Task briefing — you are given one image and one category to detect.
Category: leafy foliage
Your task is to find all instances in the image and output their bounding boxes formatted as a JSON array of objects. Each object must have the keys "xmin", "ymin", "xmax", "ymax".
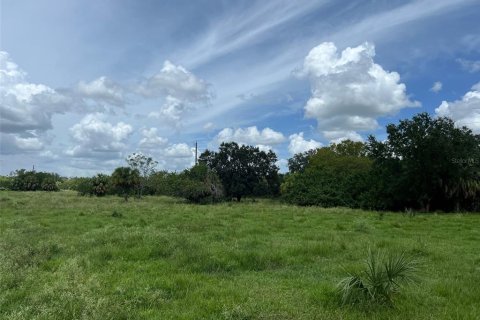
[
  {"xmin": 177, "ymin": 164, "xmax": 224, "ymax": 203},
  {"xmin": 0, "ymin": 176, "xmax": 13, "ymax": 190},
  {"xmin": 75, "ymin": 177, "xmax": 95, "ymax": 196},
  {"xmin": 367, "ymin": 113, "xmax": 480, "ymax": 211},
  {"xmin": 91, "ymin": 174, "xmax": 110, "ymax": 196},
  {"xmin": 287, "ymin": 149, "xmax": 317, "ymax": 173},
  {"xmin": 9, "ymin": 169, "xmax": 59, "ymax": 192},
  {"xmin": 338, "ymin": 250, "xmax": 419, "ymax": 307},
  {"xmin": 147, "ymin": 171, "xmax": 179, "ymax": 196},
  {"xmin": 282, "ymin": 141, "xmax": 372, "ymax": 207},
  {"xmin": 283, "ymin": 113, "xmax": 480, "ymax": 212},
  {"xmin": 71, "ymin": 174, "xmax": 110, "ymax": 197},
  {"xmin": 199, "ymin": 142, "xmax": 279, "ymax": 201},
  {"xmin": 110, "ymin": 167, "xmax": 140, "ymax": 201}
]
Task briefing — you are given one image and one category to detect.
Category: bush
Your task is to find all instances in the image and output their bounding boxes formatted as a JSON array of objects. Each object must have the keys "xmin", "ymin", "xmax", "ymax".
[
  {"xmin": 0, "ymin": 176, "xmax": 13, "ymax": 190},
  {"xmin": 176, "ymin": 177, "xmax": 213, "ymax": 203},
  {"xmin": 76, "ymin": 178, "xmax": 94, "ymax": 196},
  {"xmin": 148, "ymin": 171, "xmax": 183, "ymax": 197},
  {"xmin": 282, "ymin": 146, "xmax": 372, "ymax": 207},
  {"xmin": 338, "ymin": 250, "xmax": 419, "ymax": 307},
  {"xmin": 91, "ymin": 174, "xmax": 110, "ymax": 196},
  {"xmin": 175, "ymin": 164, "xmax": 224, "ymax": 204},
  {"xmin": 41, "ymin": 177, "xmax": 58, "ymax": 191}
]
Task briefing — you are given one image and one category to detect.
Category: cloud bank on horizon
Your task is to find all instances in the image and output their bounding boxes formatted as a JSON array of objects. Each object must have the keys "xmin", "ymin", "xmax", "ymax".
[{"xmin": 1, "ymin": 0, "xmax": 479, "ymax": 176}]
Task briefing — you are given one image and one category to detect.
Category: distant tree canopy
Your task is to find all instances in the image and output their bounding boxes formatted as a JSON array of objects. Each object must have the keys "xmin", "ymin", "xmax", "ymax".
[
  {"xmin": 367, "ymin": 113, "xmax": 480, "ymax": 212},
  {"xmin": 9, "ymin": 169, "xmax": 59, "ymax": 192},
  {"xmin": 282, "ymin": 141, "xmax": 372, "ymax": 207},
  {"xmin": 199, "ymin": 142, "xmax": 280, "ymax": 201},
  {"xmin": 287, "ymin": 140, "xmax": 367, "ymax": 174},
  {"xmin": 283, "ymin": 113, "xmax": 480, "ymax": 212}
]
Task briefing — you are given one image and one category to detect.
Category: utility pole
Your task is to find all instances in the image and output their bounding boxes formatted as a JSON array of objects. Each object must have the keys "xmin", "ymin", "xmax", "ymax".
[{"xmin": 195, "ymin": 141, "xmax": 198, "ymax": 165}]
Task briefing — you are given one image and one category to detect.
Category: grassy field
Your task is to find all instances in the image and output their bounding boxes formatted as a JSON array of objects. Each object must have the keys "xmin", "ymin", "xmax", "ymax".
[{"xmin": 0, "ymin": 191, "xmax": 479, "ymax": 319}]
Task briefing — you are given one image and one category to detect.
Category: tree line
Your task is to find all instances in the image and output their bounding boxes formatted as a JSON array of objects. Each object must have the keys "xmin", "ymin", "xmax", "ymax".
[
  {"xmin": 283, "ymin": 113, "xmax": 480, "ymax": 212},
  {"xmin": 2, "ymin": 113, "xmax": 479, "ymax": 212}
]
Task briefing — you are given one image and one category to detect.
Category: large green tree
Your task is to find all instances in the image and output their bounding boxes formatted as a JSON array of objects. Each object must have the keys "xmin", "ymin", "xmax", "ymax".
[
  {"xmin": 199, "ymin": 142, "xmax": 279, "ymax": 201},
  {"xmin": 367, "ymin": 113, "xmax": 480, "ymax": 211}
]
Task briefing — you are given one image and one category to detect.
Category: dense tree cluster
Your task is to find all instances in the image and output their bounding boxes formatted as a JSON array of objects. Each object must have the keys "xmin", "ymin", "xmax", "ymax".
[
  {"xmin": 283, "ymin": 113, "xmax": 480, "ymax": 212},
  {"xmin": 6, "ymin": 169, "xmax": 60, "ymax": 192},
  {"xmin": 366, "ymin": 113, "xmax": 480, "ymax": 211},
  {"xmin": 199, "ymin": 142, "xmax": 280, "ymax": 201}
]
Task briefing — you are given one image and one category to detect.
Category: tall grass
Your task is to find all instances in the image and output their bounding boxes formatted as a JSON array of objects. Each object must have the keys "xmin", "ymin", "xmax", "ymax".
[{"xmin": 1, "ymin": 191, "xmax": 479, "ymax": 319}]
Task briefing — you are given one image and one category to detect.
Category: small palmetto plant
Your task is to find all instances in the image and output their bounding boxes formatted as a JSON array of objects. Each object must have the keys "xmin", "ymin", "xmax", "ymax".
[{"xmin": 338, "ymin": 249, "xmax": 419, "ymax": 306}]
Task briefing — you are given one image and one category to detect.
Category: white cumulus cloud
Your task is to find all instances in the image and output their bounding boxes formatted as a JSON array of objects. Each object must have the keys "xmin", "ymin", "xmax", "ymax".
[
  {"xmin": 158, "ymin": 95, "xmax": 188, "ymax": 125},
  {"xmin": 288, "ymin": 132, "xmax": 322, "ymax": 155},
  {"xmin": 76, "ymin": 76, "xmax": 126, "ymax": 106},
  {"xmin": 0, "ymin": 51, "xmax": 127, "ymax": 157},
  {"xmin": 0, "ymin": 51, "xmax": 68, "ymax": 134},
  {"xmin": 323, "ymin": 130, "xmax": 364, "ymax": 144},
  {"xmin": 299, "ymin": 42, "xmax": 418, "ymax": 141},
  {"xmin": 66, "ymin": 113, "xmax": 133, "ymax": 158},
  {"xmin": 164, "ymin": 143, "xmax": 194, "ymax": 158},
  {"xmin": 139, "ymin": 127, "xmax": 168, "ymax": 149},
  {"xmin": 137, "ymin": 60, "xmax": 211, "ymax": 101},
  {"xmin": 435, "ymin": 82, "xmax": 480, "ymax": 133},
  {"xmin": 137, "ymin": 60, "xmax": 212, "ymax": 126},
  {"xmin": 216, "ymin": 126, "xmax": 285, "ymax": 146}
]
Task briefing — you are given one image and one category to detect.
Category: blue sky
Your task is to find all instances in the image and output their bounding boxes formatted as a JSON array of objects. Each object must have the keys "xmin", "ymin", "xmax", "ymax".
[{"xmin": 1, "ymin": 0, "xmax": 479, "ymax": 176}]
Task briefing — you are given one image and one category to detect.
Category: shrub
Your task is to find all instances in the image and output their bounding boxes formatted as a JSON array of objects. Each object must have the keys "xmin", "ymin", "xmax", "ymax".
[
  {"xmin": 91, "ymin": 174, "xmax": 110, "ymax": 196},
  {"xmin": 338, "ymin": 249, "xmax": 419, "ymax": 307},
  {"xmin": 76, "ymin": 178, "xmax": 94, "ymax": 196},
  {"xmin": 176, "ymin": 177, "xmax": 213, "ymax": 203},
  {"xmin": 175, "ymin": 164, "xmax": 224, "ymax": 204},
  {"xmin": 282, "ymin": 146, "xmax": 372, "ymax": 207},
  {"xmin": 0, "ymin": 176, "xmax": 13, "ymax": 190},
  {"xmin": 148, "ymin": 171, "xmax": 181, "ymax": 196},
  {"xmin": 41, "ymin": 177, "xmax": 58, "ymax": 191}
]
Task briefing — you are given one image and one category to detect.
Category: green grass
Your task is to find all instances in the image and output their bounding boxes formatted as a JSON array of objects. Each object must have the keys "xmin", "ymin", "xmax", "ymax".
[{"xmin": 0, "ymin": 191, "xmax": 479, "ymax": 319}]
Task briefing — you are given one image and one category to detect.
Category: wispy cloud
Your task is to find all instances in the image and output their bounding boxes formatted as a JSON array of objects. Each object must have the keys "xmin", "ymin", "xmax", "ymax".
[
  {"xmin": 177, "ymin": 0, "xmax": 330, "ymax": 68},
  {"xmin": 457, "ymin": 58, "xmax": 480, "ymax": 73}
]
